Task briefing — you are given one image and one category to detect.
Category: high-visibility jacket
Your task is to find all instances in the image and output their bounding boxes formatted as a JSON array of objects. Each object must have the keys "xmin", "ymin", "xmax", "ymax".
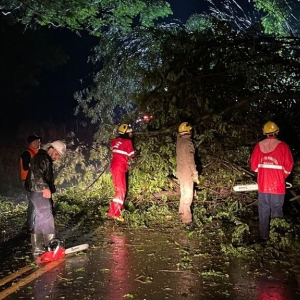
[
  {"xmin": 250, "ymin": 136, "xmax": 294, "ymax": 194},
  {"xmin": 110, "ymin": 137, "xmax": 135, "ymax": 171},
  {"xmin": 20, "ymin": 147, "xmax": 39, "ymax": 181}
]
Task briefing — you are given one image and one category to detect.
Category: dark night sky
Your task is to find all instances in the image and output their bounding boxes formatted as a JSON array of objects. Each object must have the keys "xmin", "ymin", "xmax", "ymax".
[
  {"xmin": 167, "ymin": 0, "xmax": 210, "ymax": 20},
  {"xmin": 40, "ymin": 30, "xmax": 98, "ymax": 121}
]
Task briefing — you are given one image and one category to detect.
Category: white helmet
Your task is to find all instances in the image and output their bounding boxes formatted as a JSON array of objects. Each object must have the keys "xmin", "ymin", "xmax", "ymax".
[{"xmin": 51, "ymin": 140, "xmax": 66, "ymax": 156}]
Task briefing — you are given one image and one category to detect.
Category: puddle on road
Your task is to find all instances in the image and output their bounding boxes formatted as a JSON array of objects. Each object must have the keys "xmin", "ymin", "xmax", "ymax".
[{"xmin": 1, "ymin": 224, "xmax": 300, "ymax": 299}]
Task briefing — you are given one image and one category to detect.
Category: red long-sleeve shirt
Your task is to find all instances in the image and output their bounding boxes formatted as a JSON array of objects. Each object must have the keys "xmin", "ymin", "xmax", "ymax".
[{"xmin": 250, "ymin": 137, "xmax": 294, "ymax": 194}]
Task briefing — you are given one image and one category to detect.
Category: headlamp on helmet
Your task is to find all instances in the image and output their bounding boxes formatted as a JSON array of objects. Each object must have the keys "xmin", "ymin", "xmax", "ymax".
[
  {"xmin": 178, "ymin": 122, "xmax": 192, "ymax": 135},
  {"xmin": 118, "ymin": 124, "xmax": 133, "ymax": 135}
]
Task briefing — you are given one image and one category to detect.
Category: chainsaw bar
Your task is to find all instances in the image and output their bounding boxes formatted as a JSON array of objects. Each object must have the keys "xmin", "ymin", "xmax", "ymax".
[
  {"xmin": 65, "ymin": 244, "xmax": 89, "ymax": 255},
  {"xmin": 233, "ymin": 182, "xmax": 292, "ymax": 192},
  {"xmin": 233, "ymin": 184, "xmax": 258, "ymax": 192}
]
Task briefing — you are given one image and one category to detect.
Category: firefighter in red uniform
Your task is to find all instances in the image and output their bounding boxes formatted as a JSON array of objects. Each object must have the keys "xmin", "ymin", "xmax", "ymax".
[
  {"xmin": 250, "ymin": 121, "xmax": 294, "ymax": 240},
  {"xmin": 20, "ymin": 135, "xmax": 42, "ymax": 232},
  {"xmin": 108, "ymin": 124, "xmax": 135, "ymax": 221}
]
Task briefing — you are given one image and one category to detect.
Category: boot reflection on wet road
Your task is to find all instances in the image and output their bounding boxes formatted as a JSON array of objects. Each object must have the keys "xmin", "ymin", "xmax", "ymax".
[{"xmin": 105, "ymin": 232, "xmax": 131, "ymax": 299}]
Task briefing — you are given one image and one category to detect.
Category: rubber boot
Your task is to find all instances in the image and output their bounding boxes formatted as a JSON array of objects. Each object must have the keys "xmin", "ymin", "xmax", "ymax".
[
  {"xmin": 27, "ymin": 200, "xmax": 35, "ymax": 233},
  {"xmin": 108, "ymin": 202, "xmax": 123, "ymax": 218},
  {"xmin": 43, "ymin": 234, "xmax": 55, "ymax": 249},
  {"xmin": 31, "ymin": 234, "xmax": 45, "ymax": 256}
]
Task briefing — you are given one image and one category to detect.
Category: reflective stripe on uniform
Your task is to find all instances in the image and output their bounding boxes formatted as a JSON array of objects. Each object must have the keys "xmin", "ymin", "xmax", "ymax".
[
  {"xmin": 128, "ymin": 151, "xmax": 135, "ymax": 157},
  {"xmin": 258, "ymin": 164, "xmax": 283, "ymax": 170},
  {"xmin": 258, "ymin": 163, "xmax": 291, "ymax": 174},
  {"xmin": 112, "ymin": 149, "xmax": 130, "ymax": 156},
  {"xmin": 113, "ymin": 198, "xmax": 124, "ymax": 205}
]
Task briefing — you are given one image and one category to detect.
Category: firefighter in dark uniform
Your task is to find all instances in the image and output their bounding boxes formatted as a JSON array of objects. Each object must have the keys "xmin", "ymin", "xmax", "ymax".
[{"xmin": 176, "ymin": 122, "xmax": 198, "ymax": 225}]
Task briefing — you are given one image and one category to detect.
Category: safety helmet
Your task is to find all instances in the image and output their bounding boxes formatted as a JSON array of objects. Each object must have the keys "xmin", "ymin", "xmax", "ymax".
[
  {"xmin": 263, "ymin": 121, "xmax": 279, "ymax": 135},
  {"xmin": 178, "ymin": 122, "xmax": 192, "ymax": 135},
  {"xmin": 118, "ymin": 124, "xmax": 133, "ymax": 134},
  {"xmin": 51, "ymin": 140, "xmax": 66, "ymax": 156}
]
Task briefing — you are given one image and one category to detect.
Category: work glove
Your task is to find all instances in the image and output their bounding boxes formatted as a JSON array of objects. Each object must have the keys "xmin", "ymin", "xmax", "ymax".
[{"xmin": 192, "ymin": 171, "xmax": 199, "ymax": 183}]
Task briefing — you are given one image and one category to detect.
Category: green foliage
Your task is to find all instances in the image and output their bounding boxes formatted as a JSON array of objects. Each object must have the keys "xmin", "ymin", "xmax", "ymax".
[
  {"xmin": 123, "ymin": 203, "xmax": 177, "ymax": 228},
  {"xmin": 269, "ymin": 218, "xmax": 294, "ymax": 249},
  {"xmin": 208, "ymin": 0, "xmax": 300, "ymax": 36},
  {"xmin": 231, "ymin": 222, "xmax": 249, "ymax": 245},
  {"xmin": 78, "ymin": 15, "xmax": 300, "ymax": 133},
  {"xmin": 220, "ymin": 243, "xmax": 256, "ymax": 258},
  {"xmin": 55, "ymin": 197, "xmax": 81, "ymax": 216},
  {"xmin": 1, "ymin": 0, "xmax": 172, "ymax": 36},
  {"xmin": 0, "ymin": 198, "xmax": 27, "ymax": 242},
  {"xmin": 129, "ymin": 133, "xmax": 175, "ymax": 200},
  {"xmin": 0, "ymin": 198, "xmax": 26, "ymax": 216},
  {"xmin": 53, "ymin": 131, "xmax": 114, "ymax": 201},
  {"xmin": 253, "ymin": 0, "xmax": 300, "ymax": 36},
  {"xmin": 193, "ymin": 205, "xmax": 212, "ymax": 225},
  {"xmin": 185, "ymin": 14, "xmax": 214, "ymax": 33}
]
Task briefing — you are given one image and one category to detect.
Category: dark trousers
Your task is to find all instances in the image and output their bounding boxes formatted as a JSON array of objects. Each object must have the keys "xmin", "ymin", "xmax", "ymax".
[
  {"xmin": 29, "ymin": 192, "xmax": 55, "ymax": 235},
  {"xmin": 26, "ymin": 192, "xmax": 35, "ymax": 232},
  {"xmin": 258, "ymin": 192, "xmax": 285, "ymax": 239}
]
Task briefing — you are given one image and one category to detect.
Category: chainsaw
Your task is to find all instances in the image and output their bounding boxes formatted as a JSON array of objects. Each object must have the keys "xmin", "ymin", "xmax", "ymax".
[
  {"xmin": 233, "ymin": 182, "xmax": 292, "ymax": 192},
  {"xmin": 37, "ymin": 239, "xmax": 89, "ymax": 264}
]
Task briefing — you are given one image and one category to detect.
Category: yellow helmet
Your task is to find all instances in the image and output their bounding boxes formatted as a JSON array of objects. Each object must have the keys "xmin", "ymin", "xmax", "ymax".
[
  {"xmin": 263, "ymin": 121, "xmax": 279, "ymax": 135},
  {"xmin": 118, "ymin": 124, "xmax": 133, "ymax": 134},
  {"xmin": 178, "ymin": 122, "xmax": 192, "ymax": 135}
]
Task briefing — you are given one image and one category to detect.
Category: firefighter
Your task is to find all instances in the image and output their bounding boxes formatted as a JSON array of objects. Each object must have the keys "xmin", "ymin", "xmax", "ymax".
[
  {"xmin": 20, "ymin": 135, "xmax": 42, "ymax": 232},
  {"xmin": 25, "ymin": 140, "xmax": 66, "ymax": 255},
  {"xmin": 250, "ymin": 121, "xmax": 294, "ymax": 240},
  {"xmin": 108, "ymin": 124, "xmax": 135, "ymax": 221},
  {"xmin": 176, "ymin": 122, "xmax": 198, "ymax": 225}
]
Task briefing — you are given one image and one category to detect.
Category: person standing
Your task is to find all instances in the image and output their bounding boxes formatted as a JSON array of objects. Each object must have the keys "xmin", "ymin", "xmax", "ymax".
[
  {"xmin": 250, "ymin": 121, "xmax": 294, "ymax": 240},
  {"xmin": 176, "ymin": 122, "xmax": 198, "ymax": 225},
  {"xmin": 20, "ymin": 135, "xmax": 42, "ymax": 232},
  {"xmin": 108, "ymin": 124, "xmax": 135, "ymax": 221},
  {"xmin": 25, "ymin": 140, "xmax": 66, "ymax": 255}
]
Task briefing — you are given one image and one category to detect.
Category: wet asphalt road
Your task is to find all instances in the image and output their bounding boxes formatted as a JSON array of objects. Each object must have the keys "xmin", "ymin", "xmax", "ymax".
[{"xmin": 0, "ymin": 222, "xmax": 300, "ymax": 299}]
